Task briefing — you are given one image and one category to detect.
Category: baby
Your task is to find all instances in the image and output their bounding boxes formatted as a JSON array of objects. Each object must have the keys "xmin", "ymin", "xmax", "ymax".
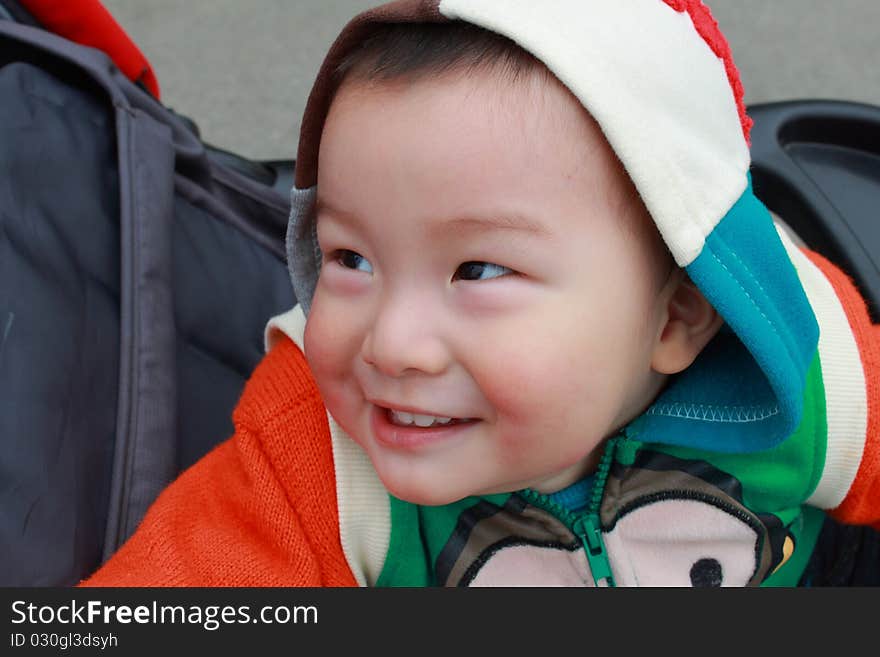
[{"xmin": 84, "ymin": 0, "xmax": 880, "ymax": 587}]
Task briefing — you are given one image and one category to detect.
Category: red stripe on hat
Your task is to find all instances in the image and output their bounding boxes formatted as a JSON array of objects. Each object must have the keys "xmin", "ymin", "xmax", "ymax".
[{"xmin": 662, "ymin": 0, "xmax": 752, "ymax": 145}]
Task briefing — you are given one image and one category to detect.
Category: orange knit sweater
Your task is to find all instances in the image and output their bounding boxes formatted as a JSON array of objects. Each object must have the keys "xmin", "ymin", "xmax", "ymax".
[{"xmin": 80, "ymin": 249, "xmax": 880, "ymax": 587}]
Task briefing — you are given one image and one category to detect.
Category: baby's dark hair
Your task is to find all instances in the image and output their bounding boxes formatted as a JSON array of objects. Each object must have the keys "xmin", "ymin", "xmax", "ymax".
[{"xmin": 332, "ymin": 21, "xmax": 547, "ymax": 87}]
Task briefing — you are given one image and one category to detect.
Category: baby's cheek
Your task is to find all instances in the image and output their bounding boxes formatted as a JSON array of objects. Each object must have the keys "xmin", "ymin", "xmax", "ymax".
[
  {"xmin": 304, "ymin": 312, "xmax": 361, "ymax": 427},
  {"xmin": 473, "ymin": 337, "xmax": 574, "ymax": 421},
  {"xmin": 304, "ymin": 308, "xmax": 354, "ymax": 387},
  {"xmin": 481, "ymin": 323, "xmax": 612, "ymax": 429},
  {"xmin": 303, "ymin": 314, "xmax": 330, "ymax": 371}
]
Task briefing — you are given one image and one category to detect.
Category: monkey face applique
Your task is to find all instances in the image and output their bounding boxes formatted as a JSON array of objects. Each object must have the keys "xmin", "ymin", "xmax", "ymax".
[
  {"xmin": 434, "ymin": 453, "xmax": 791, "ymax": 587},
  {"xmin": 434, "ymin": 497, "xmax": 596, "ymax": 587}
]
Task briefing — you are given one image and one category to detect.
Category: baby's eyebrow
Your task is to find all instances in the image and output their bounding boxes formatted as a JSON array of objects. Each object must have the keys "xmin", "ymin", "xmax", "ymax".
[
  {"xmin": 315, "ymin": 197, "xmax": 549, "ymax": 238},
  {"xmin": 314, "ymin": 197, "xmax": 354, "ymax": 223},
  {"xmin": 438, "ymin": 213, "xmax": 550, "ymax": 238}
]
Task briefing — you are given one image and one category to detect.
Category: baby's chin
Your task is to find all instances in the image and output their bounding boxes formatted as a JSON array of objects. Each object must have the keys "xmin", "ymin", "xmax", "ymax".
[
  {"xmin": 375, "ymin": 466, "xmax": 525, "ymax": 507},
  {"xmin": 376, "ymin": 473, "xmax": 466, "ymax": 507},
  {"xmin": 370, "ymin": 466, "xmax": 485, "ymax": 507}
]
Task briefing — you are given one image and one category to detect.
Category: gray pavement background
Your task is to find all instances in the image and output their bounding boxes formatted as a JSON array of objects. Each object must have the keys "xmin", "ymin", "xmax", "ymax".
[{"xmin": 102, "ymin": 0, "xmax": 880, "ymax": 161}]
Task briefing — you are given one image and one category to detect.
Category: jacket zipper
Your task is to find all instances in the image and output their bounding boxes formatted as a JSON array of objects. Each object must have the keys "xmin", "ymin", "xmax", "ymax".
[{"xmin": 521, "ymin": 435, "xmax": 620, "ymax": 587}]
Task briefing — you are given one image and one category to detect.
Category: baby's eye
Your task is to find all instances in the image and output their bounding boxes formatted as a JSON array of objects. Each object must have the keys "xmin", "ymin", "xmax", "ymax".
[
  {"xmin": 453, "ymin": 261, "xmax": 513, "ymax": 282},
  {"xmin": 333, "ymin": 249, "xmax": 373, "ymax": 274}
]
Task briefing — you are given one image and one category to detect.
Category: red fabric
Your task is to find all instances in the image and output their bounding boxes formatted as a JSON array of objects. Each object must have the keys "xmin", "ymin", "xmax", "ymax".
[
  {"xmin": 20, "ymin": 0, "xmax": 160, "ymax": 98},
  {"xmin": 662, "ymin": 0, "xmax": 752, "ymax": 145},
  {"xmin": 81, "ymin": 337, "xmax": 357, "ymax": 587},
  {"xmin": 804, "ymin": 250, "xmax": 880, "ymax": 529}
]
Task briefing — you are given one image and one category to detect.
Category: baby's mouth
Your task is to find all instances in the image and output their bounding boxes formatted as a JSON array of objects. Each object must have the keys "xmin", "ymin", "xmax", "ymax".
[{"xmin": 386, "ymin": 408, "xmax": 473, "ymax": 428}]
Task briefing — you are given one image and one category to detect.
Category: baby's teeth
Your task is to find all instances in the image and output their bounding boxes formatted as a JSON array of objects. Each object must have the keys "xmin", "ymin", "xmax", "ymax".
[
  {"xmin": 390, "ymin": 410, "xmax": 456, "ymax": 426},
  {"xmin": 413, "ymin": 414, "xmax": 435, "ymax": 427},
  {"xmin": 395, "ymin": 411, "xmax": 414, "ymax": 425}
]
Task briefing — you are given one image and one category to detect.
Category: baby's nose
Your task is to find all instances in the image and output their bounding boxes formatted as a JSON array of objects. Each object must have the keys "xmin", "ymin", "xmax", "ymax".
[{"xmin": 360, "ymin": 295, "xmax": 449, "ymax": 378}]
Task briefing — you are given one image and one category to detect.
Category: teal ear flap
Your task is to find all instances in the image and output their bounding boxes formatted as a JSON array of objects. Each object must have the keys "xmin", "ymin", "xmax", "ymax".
[{"xmin": 631, "ymin": 176, "xmax": 819, "ymax": 453}]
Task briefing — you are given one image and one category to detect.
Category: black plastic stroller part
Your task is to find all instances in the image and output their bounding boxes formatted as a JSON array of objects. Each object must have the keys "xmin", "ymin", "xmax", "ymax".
[{"xmin": 749, "ymin": 100, "xmax": 880, "ymax": 322}]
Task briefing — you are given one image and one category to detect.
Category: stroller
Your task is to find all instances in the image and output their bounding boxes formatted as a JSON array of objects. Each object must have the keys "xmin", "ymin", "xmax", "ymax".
[{"xmin": 1, "ymin": 0, "xmax": 878, "ymax": 586}]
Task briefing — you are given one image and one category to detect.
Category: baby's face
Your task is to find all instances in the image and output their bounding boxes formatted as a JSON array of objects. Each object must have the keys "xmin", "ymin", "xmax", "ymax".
[{"xmin": 305, "ymin": 68, "xmax": 673, "ymax": 505}]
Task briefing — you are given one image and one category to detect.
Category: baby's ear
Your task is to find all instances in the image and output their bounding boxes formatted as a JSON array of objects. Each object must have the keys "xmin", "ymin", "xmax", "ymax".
[{"xmin": 651, "ymin": 272, "xmax": 723, "ymax": 375}]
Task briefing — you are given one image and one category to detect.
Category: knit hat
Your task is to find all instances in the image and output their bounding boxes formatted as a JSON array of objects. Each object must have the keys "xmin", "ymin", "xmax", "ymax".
[{"xmin": 286, "ymin": 0, "xmax": 819, "ymax": 455}]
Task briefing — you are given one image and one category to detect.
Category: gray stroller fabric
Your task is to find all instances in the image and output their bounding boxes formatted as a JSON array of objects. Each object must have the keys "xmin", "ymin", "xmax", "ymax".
[{"xmin": 0, "ymin": 21, "xmax": 295, "ymax": 585}]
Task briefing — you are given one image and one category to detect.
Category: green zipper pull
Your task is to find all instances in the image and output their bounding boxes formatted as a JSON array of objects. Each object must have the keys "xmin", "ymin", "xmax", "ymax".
[
  {"xmin": 572, "ymin": 515, "xmax": 615, "ymax": 587},
  {"xmin": 519, "ymin": 433, "xmax": 625, "ymax": 587},
  {"xmin": 575, "ymin": 433, "xmax": 622, "ymax": 587}
]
